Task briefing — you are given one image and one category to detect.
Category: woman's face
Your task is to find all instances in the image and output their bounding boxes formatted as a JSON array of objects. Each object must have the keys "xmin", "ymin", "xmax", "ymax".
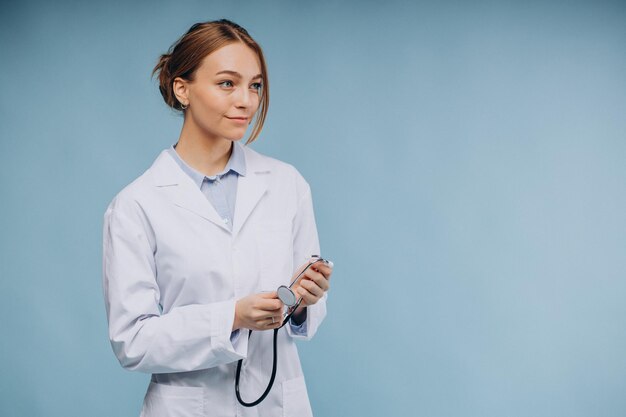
[{"xmin": 175, "ymin": 42, "xmax": 263, "ymax": 143}]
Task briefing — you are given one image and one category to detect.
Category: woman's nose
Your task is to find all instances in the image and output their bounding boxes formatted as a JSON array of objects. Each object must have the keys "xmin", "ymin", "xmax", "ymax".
[{"xmin": 235, "ymin": 87, "xmax": 252, "ymax": 108}]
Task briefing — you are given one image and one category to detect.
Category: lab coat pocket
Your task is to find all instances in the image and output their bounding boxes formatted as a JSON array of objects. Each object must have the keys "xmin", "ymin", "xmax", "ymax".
[
  {"xmin": 257, "ymin": 222, "xmax": 293, "ymax": 289},
  {"xmin": 140, "ymin": 381, "xmax": 204, "ymax": 417},
  {"xmin": 282, "ymin": 375, "xmax": 313, "ymax": 417}
]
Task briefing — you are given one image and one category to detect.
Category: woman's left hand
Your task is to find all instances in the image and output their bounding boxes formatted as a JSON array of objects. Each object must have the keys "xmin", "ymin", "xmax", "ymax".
[
  {"xmin": 289, "ymin": 259, "xmax": 332, "ymax": 325},
  {"xmin": 291, "ymin": 259, "xmax": 333, "ymax": 308}
]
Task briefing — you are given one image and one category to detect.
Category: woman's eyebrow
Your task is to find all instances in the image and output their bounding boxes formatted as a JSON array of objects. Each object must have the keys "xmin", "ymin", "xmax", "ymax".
[{"xmin": 215, "ymin": 70, "xmax": 262, "ymax": 80}]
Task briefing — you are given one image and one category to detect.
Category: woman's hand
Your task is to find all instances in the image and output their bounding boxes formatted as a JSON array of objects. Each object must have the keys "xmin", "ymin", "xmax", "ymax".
[
  {"xmin": 233, "ymin": 292, "xmax": 284, "ymax": 331},
  {"xmin": 289, "ymin": 260, "xmax": 333, "ymax": 324}
]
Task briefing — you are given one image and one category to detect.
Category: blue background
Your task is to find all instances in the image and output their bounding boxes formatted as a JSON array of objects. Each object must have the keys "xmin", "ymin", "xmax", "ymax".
[{"xmin": 1, "ymin": 1, "xmax": 625, "ymax": 416}]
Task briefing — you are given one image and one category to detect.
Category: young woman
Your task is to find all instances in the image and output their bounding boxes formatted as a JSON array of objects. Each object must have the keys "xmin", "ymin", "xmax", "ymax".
[{"xmin": 102, "ymin": 19, "xmax": 332, "ymax": 417}]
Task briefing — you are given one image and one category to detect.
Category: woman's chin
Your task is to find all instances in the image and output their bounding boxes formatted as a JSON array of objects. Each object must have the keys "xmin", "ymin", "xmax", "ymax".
[{"xmin": 224, "ymin": 131, "xmax": 247, "ymax": 142}]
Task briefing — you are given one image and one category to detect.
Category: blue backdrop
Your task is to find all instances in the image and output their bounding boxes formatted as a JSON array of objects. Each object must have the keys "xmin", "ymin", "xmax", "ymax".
[{"xmin": 1, "ymin": 1, "xmax": 625, "ymax": 416}]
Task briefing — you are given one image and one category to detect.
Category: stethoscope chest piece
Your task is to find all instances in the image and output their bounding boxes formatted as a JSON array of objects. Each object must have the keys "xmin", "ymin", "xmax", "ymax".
[{"xmin": 277, "ymin": 285, "xmax": 297, "ymax": 307}]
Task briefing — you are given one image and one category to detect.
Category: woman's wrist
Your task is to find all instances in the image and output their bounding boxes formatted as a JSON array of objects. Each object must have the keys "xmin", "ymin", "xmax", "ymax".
[{"xmin": 290, "ymin": 306, "xmax": 307, "ymax": 326}]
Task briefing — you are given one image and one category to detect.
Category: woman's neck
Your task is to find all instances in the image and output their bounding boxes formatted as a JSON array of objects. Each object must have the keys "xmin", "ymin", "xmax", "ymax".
[{"xmin": 175, "ymin": 123, "xmax": 234, "ymax": 177}]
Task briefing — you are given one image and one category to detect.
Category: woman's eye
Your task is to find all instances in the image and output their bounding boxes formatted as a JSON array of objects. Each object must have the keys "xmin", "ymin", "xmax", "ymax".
[
  {"xmin": 251, "ymin": 82, "xmax": 263, "ymax": 92},
  {"xmin": 219, "ymin": 80, "xmax": 234, "ymax": 88}
]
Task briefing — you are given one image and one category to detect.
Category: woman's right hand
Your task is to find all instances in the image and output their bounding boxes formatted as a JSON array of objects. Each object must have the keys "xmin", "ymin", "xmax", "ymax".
[{"xmin": 233, "ymin": 292, "xmax": 284, "ymax": 331}]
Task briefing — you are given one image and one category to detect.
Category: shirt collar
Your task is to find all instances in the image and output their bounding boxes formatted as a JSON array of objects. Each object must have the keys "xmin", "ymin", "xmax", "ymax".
[{"xmin": 167, "ymin": 141, "xmax": 247, "ymax": 189}]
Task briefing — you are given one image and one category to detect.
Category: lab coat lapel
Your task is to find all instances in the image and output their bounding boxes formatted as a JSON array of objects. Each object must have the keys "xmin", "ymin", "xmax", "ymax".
[
  {"xmin": 150, "ymin": 150, "xmax": 230, "ymax": 232},
  {"xmin": 232, "ymin": 146, "xmax": 269, "ymax": 237}
]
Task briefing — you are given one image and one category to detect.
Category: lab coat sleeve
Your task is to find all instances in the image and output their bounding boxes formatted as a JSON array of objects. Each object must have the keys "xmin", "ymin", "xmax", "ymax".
[
  {"xmin": 286, "ymin": 183, "xmax": 327, "ymax": 340},
  {"xmin": 102, "ymin": 198, "xmax": 247, "ymax": 374}
]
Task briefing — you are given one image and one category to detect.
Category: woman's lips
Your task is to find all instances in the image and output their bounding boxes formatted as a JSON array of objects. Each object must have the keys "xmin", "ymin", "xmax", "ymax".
[{"xmin": 226, "ymin": 116, "xmax": 248, "ymax": 124}]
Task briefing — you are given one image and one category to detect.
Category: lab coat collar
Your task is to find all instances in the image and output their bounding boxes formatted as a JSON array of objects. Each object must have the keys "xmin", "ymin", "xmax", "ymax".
[
  {"xmin": 232, "ymin": 144, "xmax": 270, "ymax": 237},
  {"xmin": 150, "ymin": 144, "xmax": 270, "ymax": 237}
]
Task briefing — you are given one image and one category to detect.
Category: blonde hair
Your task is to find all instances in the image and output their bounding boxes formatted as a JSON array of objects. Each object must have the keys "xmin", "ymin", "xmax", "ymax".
[{"xmin": 152, "ymin": 19, "xmax": 269, "ymax": 144}]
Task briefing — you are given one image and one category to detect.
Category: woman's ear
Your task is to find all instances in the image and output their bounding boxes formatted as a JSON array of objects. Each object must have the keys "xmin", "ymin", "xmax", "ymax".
[{"xmin": 173, "ymin": 77, "xmax": 189, "ymax": 106}]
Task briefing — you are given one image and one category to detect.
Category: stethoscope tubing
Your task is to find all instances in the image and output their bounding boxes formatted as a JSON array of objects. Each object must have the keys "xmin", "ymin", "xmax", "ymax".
[{"xmin": 235, "ymin": 257, "xmax": 330, "ymax": 407}]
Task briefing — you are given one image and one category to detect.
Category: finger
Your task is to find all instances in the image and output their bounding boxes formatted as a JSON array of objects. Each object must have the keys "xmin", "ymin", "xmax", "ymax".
[
  {"xmin": 312, "ymin": 263, "xmax": 333, "ymax": 279},
  {"xmin": 259, "ymin": 291, "xmax": 279, "ymax": 299},
  {"xmin": 253, "ymin": 307, "xmax": 283, "ymax": 320},
  {"xmin": 256, "ymin": 298, "xmax": 284, "ymax": 311},
  {"xmin": 299, "ymin": 278, "xmax": 325, "ymax": 298},
  {"xmin": 262, "ymin": 315, "xmax": 282, "ymax": 329},
  {"xmin": 303, "ymin": 270, "xmax": 330, "ymax": 291},
  {"xmin": 296, "ymin": 286, "xmax": 320, "ymax": 306},
  {"xmin": 312, "ymin": 273, "xmax": 330, "ymax": 292}
]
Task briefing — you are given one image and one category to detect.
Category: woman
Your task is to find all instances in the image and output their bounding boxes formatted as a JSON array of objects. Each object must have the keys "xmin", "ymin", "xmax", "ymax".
[{"xmin": 102, "ymin": 19, "xmax": 332, "ymax": 417}]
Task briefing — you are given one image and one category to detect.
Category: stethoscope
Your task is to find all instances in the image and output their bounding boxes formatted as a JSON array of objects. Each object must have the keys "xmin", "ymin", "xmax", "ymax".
[{"xmin": 235, "ymin": 256, "xmax": 333, "ymax": 407}]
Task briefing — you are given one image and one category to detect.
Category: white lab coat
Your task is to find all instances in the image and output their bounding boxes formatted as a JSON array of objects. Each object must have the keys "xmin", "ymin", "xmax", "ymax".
[{"xmin": 102, "ymin": 144, "xmax": 327, "ymax": 417}]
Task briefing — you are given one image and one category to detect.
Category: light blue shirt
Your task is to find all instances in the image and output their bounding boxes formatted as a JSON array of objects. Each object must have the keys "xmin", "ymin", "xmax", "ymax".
[{"xmin": 167, "ymin": 142, "xmax": 246, "ymax": 231}]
